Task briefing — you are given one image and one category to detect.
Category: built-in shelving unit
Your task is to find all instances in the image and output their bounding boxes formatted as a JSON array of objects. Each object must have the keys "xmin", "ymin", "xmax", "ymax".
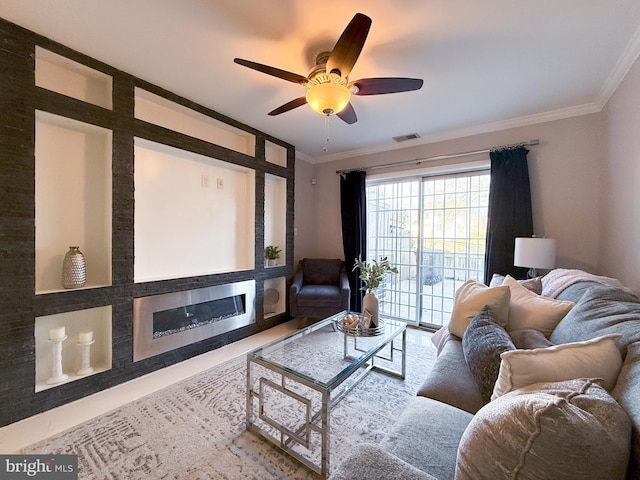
[
  {"xmin": 35, "ymin": 47, "xmax": 113, "ymax": 109},
  {"xmin": 265, "ymin": 140, "xmax": 287, "ymax": 167},
  {"xmin": 0, "ymin": 17, "xmax": 295, "ymax": 426},
  {"xmin": 264, "ymin": 277, "xmax": 287, "ymax": 319},
  {"xmin": 135, "ymin": 88, "xmax": 256, "ymax": 156},
  {"xmin": 34, "ymin": 306, "xmax": 113, "ymax": 392},
  {"xmin": 133, "ymin": 138, "xmax": 256, "ymax": 282},
  {"xmin": 264, "ymin": 173, "xmax": 287, "ymax": 268},
  {"xmin": 35, "ymin": 111, "xmax": 112, "ymax": 294}
]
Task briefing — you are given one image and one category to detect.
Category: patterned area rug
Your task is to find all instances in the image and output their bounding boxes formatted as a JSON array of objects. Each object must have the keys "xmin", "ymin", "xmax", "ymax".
[{"xmin": 25, "ymin": 325, "xmax": 435, "ymax": 479}]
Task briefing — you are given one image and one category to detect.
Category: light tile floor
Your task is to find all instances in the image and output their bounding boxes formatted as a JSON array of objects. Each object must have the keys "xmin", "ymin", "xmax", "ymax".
[{"xmin": 0, "ymin": 319, "xmax": 301, "ymax": 454}]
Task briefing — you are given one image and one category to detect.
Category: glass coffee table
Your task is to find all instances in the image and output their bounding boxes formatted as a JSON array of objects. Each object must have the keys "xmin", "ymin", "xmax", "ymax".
[{"xmin": 245, "ymin": 311, "xmax": 406, "ymax": 478}]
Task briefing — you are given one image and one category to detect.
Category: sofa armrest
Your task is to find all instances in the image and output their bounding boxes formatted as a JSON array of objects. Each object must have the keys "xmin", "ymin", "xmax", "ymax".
[
  {"xmin": 329, "ymin": 443, "xmax": 440, "ymax": 480},
  {"xmin": 339, "ymin": 263, "xmax": 351, "ymax": 311},
  {"xmin": 290, "ymin": 263, "xmax": 304, "ymax": 295},
  {"xmin": 289, "ymin": 263, "xmax": 304, "ymax": 317}
]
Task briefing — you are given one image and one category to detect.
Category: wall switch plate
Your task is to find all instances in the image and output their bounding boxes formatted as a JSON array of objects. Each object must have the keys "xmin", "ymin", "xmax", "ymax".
[
  {"xmin": 217, "ymin": 178, "xmax": 224, "ymax": 189},
  {"xmin": 201, "ymin": 175, "xmax": 209, "ymax": 187}
]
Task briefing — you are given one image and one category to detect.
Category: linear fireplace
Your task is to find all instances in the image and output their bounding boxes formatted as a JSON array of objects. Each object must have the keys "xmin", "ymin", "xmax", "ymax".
[{"xmin": 133, "ymin": 280, "xmax": 256, "ymax": 361}]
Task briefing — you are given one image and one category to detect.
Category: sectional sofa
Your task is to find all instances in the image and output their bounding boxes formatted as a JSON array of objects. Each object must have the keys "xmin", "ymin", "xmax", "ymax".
[{"xmin": 330, "ymin": 269, "xmax": 640, "ymax": 480}]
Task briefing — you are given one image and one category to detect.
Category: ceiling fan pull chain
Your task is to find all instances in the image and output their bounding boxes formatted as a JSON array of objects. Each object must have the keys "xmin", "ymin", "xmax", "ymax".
[{"xmin": 323, "ymin": 114, "xmax": 330, "ymax": 152}]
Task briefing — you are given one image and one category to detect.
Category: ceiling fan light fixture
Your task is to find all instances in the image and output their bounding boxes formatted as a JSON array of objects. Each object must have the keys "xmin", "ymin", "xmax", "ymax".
[{"xmin": 305, "ymin": 82, "xmax": 351, "ymax": 116}]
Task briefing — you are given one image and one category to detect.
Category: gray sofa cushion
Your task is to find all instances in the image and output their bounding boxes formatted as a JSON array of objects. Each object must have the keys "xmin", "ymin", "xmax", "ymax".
[
  {"xmin": 462, "ymin": 306, "xmax": 515, "ymax": 403},
  {"xmin": 381, "ymin": 396, "xmax": 473, "ymax": 480},
  {"xmin": 613, "ymin": 340, "xmax": 640, "ymax": 480},
  {"xmin": 550, "ymin": 285, "xmax": 640, "ymax": 356},
  {"xmin": 296, "ymin": 285, "xmax": 342, "ymax": 307},
  {"xmin": 417, "ymin": 335, "xmax": 485, "ymax": 414},
  {"xmin": 456, "ymin": 378, "xmax": 631, "ymax": 480},
  {"xmin": 329, "ymin": 443, "xmax": 439, "ymax": 480}
]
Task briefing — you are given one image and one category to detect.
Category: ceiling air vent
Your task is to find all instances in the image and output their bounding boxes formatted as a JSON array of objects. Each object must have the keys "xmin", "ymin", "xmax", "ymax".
[{"xmin": 392, "ymin": 133, "xmax": 420, "ymax": 143}]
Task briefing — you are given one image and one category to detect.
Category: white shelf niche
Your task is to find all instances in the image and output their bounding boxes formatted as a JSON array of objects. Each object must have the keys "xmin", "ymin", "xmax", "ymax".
[
  {"xmin": 35, "ymin": 306, "xmax": 113, "ymax": 392},
  {"xmin": 35, "ymin": 111, "xmax": 112, "ymax": 294},
  {"xmin": 134, "ymin": 138, "xmax": 256, "ymax": 283},
  {"xmin": 135, "ymin": 88, "xmax": 256, "ymax": 157},
  {"xmin": 264, "ymin": 174, "xmax": 287, "ymax": 267},
  {"xmin": 264, "ymin": 277, "xmax": 286, "ymax": 319},
  {"xmin": 265, "ymin": 141, "xmax": 287, "ymax": 167},
  {"xmin": 35, "ymin": 47, "xmax": 112, "ymax": 109}
]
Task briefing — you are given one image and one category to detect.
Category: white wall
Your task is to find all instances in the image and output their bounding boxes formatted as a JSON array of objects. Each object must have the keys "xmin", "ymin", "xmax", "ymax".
[
  {"xmin": 600, "ymin": 55, "xmax": 640, "ymax": 292},
  {"xmin": 299, "ymin": 114, "xmax": 603, "ymax": 273},
  {"xmin": 293, "ymin": 157, "xmax": 318, "ymax": 266},
  {"xmin": 134, "ymin": 139, "xmax": 255, "ymax": 282}
]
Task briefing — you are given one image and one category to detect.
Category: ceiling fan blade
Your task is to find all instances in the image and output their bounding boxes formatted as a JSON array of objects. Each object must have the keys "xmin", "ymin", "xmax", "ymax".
[
  {"xmin": 268, "ymin": 97, "xmax": 308, "ymax": 116},
  {"xmin": 326, "ymin": 13, "xmax": 372, "ymax": 78},
  {"xmin": 336, "ymin": 102, "xmax": 357, "ymax": 124},
  {"xmin": 350, "ymin": 77, "xmax": 424, "ymax": 95},
  {"xmin": 234, "ymin": 58, "xmax": 307, "ymax": 84}
]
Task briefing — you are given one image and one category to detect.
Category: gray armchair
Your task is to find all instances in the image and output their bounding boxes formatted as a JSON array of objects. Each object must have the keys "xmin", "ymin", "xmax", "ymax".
[{"xmin": 289, "ymin": 258, "xmax": 351, "ymax": 319}]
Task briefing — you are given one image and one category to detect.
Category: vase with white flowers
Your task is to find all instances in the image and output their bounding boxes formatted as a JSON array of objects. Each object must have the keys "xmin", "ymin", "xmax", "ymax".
[{"xmin": 353, "ymin": 256, "xmax": 399, "ymax": 327}]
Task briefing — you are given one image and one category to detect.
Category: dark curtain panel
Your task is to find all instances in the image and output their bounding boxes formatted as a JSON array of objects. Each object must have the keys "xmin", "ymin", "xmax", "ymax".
[
  {"xmin": 340, "ymin": 171, "xmax": 367, "ymax": 312},
  {"xmin": 484, "ymin": 146, "xmax": 533, "ymax": 283}
]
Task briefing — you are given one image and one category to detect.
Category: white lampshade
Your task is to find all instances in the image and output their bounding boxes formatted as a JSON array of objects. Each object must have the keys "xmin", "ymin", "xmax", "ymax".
[{"xmin": 514, "ymin": 237, "xmax": 556, "ymax": 269}]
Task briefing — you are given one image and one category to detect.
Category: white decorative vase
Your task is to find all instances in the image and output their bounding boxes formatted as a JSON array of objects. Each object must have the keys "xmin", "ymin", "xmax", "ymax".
[{"xmin": 363, "ymin": 293, "xmax": 379, "ymax": 327}]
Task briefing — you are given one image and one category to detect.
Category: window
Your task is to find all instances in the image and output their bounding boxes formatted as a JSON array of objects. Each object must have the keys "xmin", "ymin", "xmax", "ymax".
[{"xmin": 366, "ymin": 170, "xmax": 490, "ymax": 328}]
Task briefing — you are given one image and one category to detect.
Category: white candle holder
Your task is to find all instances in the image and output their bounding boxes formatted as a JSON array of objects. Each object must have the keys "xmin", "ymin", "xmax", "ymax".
[
  {"xmin": 76, "ymin": 339, "xmax": 95, "ymax": 376},
  {"xmin": 46, "ymin": 336, "xmax": 69, "ymax": 385}
]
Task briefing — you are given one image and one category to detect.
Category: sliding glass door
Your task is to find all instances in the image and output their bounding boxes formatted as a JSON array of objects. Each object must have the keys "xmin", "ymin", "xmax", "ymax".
[{"xmin": 366, "ymin": 170, "xmax": 490, "ymax": 328}]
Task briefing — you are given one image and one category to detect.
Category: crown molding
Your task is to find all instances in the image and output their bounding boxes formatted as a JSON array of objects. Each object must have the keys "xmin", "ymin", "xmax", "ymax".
[
  {"xmin": 309, "ymin": 102, "xmax": 600, "ymax": 164},
  {"xmin": 595, "ymin": 22, "xmax": 640, "ymax": 110},
  {"xmin": 295, "ymin": 150, "xmax": 314, "ymax": 163}
]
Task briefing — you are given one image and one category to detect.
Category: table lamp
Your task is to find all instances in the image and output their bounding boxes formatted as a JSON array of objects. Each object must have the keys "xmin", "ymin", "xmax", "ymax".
[{"xmin": 514, "ymin": 236, "xmax": 556, "ymax": 278}]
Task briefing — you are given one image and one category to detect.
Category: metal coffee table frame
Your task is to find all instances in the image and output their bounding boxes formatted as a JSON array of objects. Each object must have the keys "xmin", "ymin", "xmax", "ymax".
[{"xmin": 246, "ymin": 311, "xmax": 406, "ymax": 478}]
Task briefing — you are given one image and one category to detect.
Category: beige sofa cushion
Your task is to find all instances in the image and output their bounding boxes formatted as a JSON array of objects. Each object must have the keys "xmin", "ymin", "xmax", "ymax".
[
  {"xmin": 492, "ymin": 334, "xmax": 622, "ymax": 399},
  {"xmin": 448, "ymin": 280, "xmax": 510, "ymax": 337},
  {"xmin": 456, "ymin": 378, "xmax": 631, "ymax": 480},
  {"xmin": 503, "ymin": 275, "xmax": 574, "ymax": 337}
]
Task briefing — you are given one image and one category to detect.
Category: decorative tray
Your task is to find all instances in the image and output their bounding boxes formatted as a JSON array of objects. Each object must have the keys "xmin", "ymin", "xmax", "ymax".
[{"xmin": 336, "ymin": 314, "xmax": 385, "ymax": 337}]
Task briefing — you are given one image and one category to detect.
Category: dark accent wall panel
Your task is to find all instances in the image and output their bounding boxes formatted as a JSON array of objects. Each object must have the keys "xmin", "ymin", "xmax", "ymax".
[{"xmin": 0, "ymin": 17, "xmax": 295, "ymax": 427}]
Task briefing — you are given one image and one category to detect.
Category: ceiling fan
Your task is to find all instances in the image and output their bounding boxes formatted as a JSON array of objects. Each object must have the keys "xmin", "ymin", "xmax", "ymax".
[{"xmin": 233, "ymin": 13, "xmax": 423, "ymax": 125}]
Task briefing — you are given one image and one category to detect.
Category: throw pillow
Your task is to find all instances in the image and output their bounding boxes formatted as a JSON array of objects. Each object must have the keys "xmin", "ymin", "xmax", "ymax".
[
  {"xmin": 462, "ymin": 306, "xmax": 516, "ymax": 404},
  {"xmin": 503, "ymin": 275, "xmax": 574, "ymax": 337},
  {"xmin": 489, "ymin": 273, "xmax": 543, "ymax": 294},
  {"xmin": 492, "ymin": 334, "xmax": 623, "ymax": 399},
  {"xmin": 508, "ymin": 328, "xmax": 554, "ymax": 349},
  {"xmin": 447, "ymin": 280, "xmax": 510, "ymax": 337},
  {"xmin": 456, "ymin": 378, "xmax": 631, "ymax": 480},
  {"xmin": 550, "ymin": 284, "xmax": 640, "ymax": 354}
]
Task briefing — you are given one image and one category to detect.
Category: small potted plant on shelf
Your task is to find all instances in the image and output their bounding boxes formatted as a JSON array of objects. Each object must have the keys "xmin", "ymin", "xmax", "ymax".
[
  {"xmin": 264, "ymin": 245, "xmax": 282, "ymax": 267},
  {"xmin": 353, "ymin": 256, "xmax": 399, "ymax": 327}
]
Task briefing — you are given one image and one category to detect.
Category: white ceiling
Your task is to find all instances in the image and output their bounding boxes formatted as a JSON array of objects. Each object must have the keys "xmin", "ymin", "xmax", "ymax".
[{"xmin": 2, "ymin": 1, "xmax": 640, "ymax": 162}]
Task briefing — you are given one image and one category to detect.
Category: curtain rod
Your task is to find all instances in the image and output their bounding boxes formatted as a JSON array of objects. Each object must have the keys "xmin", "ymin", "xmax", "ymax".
[{"xmin": 336, "ymin": 139, "xmax": 540, "ymax": 175}]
